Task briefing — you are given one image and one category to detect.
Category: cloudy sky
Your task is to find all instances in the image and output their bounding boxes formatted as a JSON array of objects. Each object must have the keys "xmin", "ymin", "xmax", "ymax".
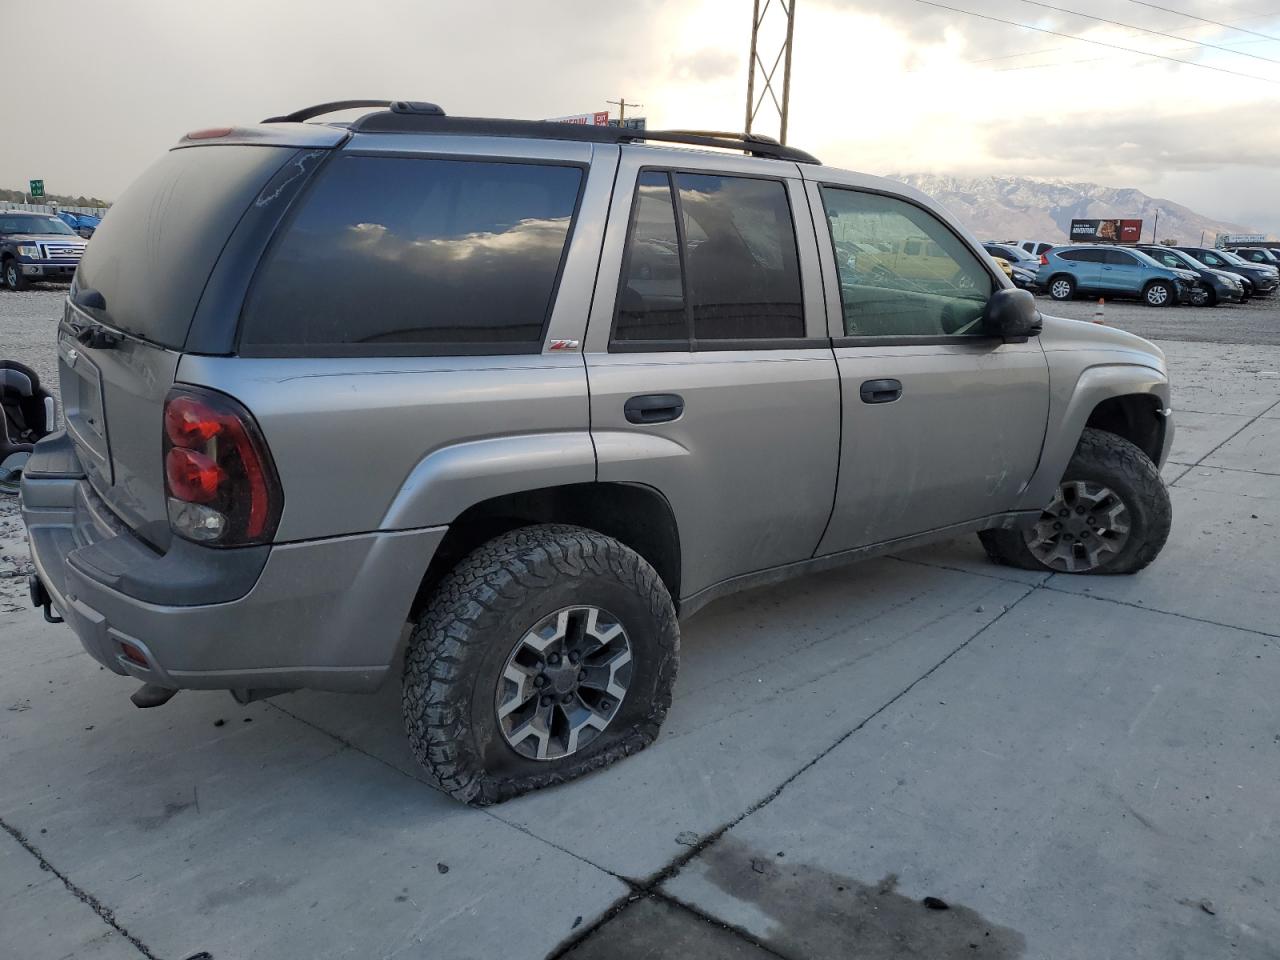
[{"xmin": 8, "ymin": 0, "xmax": 1280, "ymax": 231}]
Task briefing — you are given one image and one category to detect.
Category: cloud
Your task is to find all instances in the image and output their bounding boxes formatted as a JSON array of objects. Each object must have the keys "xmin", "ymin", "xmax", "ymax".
[{"xmin": 669, "ymin": 48, "xmax": 741, "ymax": 83}]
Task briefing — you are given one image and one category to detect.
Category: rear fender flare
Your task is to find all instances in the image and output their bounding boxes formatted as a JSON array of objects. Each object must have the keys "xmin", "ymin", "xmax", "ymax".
[{"xmin": 379, "ymin": 431, "xmax": 597, "ymax": 530}]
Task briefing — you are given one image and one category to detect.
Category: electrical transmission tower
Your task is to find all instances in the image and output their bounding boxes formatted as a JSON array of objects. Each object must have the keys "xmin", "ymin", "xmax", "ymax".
[{"xmin": 745, "ymin": 0, "xmax": 796, "ymax": 144}]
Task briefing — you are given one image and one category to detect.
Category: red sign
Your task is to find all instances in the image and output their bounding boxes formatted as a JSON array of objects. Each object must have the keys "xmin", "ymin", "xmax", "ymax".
[{"xmin": 548, "ymin": 111, "xmax": 610, "ymax": 126}]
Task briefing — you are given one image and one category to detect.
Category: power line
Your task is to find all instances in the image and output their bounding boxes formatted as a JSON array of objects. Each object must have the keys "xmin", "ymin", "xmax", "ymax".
[
  {"xmin": 906, "ymin": 0, "xmax": 1280, "ymax": 84},
  {"xmin": 1014, "ymin": 0, "xmax": 1280, "ymax": 65},
  {"xmin": 1123, "ymin": 0, "xmax": 1280, "ymax": 42}
]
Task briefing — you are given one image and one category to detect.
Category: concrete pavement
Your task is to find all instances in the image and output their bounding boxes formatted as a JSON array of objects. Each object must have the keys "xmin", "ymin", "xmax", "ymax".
[{"xmin": 2, "ymin": 338, "xmax": 1279, "ymax": 959}]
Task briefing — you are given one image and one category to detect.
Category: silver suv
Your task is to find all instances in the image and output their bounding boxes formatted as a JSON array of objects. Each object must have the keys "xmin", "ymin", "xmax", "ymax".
[{"xmin": 20, "ymin": 101, "xmax": 1174, "ymax": 804}]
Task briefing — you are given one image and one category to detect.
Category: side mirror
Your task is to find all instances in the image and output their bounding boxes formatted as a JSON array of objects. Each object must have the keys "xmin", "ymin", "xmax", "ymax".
[{"xmin": 983, "ymin": 287, "xmax": 1042, "ymax": 341}]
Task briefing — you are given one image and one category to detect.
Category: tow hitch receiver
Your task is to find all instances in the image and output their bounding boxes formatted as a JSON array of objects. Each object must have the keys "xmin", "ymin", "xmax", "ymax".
[
  {"xmin": 130, "ymin": 684, "xmax": 178, "ymax": 709},
  {"xmin": 28, "ymin": 575, "xmax": 64, "ymax": 624}
]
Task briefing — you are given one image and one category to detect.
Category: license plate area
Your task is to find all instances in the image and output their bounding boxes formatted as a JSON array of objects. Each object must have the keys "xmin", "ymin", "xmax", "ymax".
[{"xmin": 58, "ymin": 333, "xmax": 113, "ymax": 486}]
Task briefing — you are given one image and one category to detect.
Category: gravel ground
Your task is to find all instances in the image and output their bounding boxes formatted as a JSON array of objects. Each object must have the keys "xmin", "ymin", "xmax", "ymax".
[
  {"xmin": 1040, "ymin": 292, "xmax": 1280, "ymax": 344},
  {"xmin": 1, "ymin": 285, "xmax": 65, "ymax": 612}
]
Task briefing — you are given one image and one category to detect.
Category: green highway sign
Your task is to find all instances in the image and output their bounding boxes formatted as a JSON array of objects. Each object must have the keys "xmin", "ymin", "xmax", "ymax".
[{"xmin": 29, "ymin": 179, "xmax": 44, "ymax": 198}]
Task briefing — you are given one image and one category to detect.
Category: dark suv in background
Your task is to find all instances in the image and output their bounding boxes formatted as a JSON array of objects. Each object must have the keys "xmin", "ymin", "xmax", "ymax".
[
  {"xmin": 1177, "ymin": 246, "xmax": 1278, "ymax": 297},
  {"xmin": 0, "ymin": 212, "xmax": 89, "ymax": 289},
  {"xmin": 1137, "ymin": 245, "xmax": 1247, "ymax": 306}
]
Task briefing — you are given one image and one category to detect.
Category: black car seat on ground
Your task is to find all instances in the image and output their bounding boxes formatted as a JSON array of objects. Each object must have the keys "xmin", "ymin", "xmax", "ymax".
[{"xmin": 0, "ymin": 360, "xmax": 56, "ymax": 493}]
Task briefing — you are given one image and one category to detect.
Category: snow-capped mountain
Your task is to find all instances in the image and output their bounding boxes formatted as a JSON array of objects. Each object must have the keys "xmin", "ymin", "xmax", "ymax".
[{"xmin": 890, "ymin": 174, "xmax": 1268, "ymax": 245}]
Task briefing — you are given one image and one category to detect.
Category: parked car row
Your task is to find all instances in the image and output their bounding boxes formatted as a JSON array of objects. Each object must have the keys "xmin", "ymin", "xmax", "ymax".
[{"xmin": 984, "ymin": 236, "xmax": 1278, "ymax": 308}]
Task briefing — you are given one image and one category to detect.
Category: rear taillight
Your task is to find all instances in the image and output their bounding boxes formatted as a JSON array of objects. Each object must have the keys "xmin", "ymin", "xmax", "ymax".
[
  {"xmin": 1039, "ymin": 254, "xmax": 1049, "ymax": 265},
  {"xmin": 162, "ymin": 387, "xmax": 282, "ymax": 546}
]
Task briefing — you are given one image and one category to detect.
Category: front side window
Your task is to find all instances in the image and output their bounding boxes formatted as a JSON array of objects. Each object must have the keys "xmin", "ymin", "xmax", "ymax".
[
  {"xmin": 1147, "ymin": 249, "xmax": 1185, "ymax": 270},
  {"xmin": 241, "ymin": 156, "xmax": 583, "ymax": 354},
  {"xmin": 1200, "ymin": 251, "xmax": 1226, "ymax": 266},
  {"xmin": 612, "ymin": 171, "xmax": 805, "ymax": 346},
  {"xmin": 821, "ymin": 187, "xmax": 993, "ymax": 338}
]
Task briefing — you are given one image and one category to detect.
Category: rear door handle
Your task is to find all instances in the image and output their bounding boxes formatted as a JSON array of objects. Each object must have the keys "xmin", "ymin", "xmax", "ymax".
[
  {"xmin": 859, "ymin": 379, "xmax": 902, "ymax": 404},
  {"xmin": 624, "ymin": 393, "xmax": 684, "ymax": 424}
]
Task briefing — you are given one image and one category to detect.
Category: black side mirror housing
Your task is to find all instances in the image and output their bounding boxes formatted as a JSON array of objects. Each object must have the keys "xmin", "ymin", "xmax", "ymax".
[{"xmin": 983, "ymin": 287, "xmax": 1042, "ymax": 342}]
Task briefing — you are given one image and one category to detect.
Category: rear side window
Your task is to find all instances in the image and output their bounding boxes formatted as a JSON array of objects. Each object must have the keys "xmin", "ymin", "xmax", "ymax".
[
  {"xmin": 1060, "ymin": 249, "xmax": 1103, "ymax": 263},
  {"xmin": 76, "ymin": 145, "xmax": 295, "ymax": 349},
  {"xmin": 240, "ymin": 156, "xmax": 583, "ymax": 355},
  {"xmin": 612, "ymin": 170, "xmax": 804, "ymax": 347},
  {"xmin": 1105, "ymin": 250, "xmax": 1138, "ymax": 266}
]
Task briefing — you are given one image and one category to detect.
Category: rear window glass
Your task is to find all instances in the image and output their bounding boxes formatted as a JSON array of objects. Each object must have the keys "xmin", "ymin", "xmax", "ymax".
[
  {"xmin": 239, "ymin": 156, "xmax": 584, "ymax": 355},
  {"xmin": 76, "ymin": 145, "xmax": 294, "ymax": 349}
]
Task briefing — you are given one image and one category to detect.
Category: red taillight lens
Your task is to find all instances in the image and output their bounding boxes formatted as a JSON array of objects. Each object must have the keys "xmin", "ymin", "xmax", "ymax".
[
  {"xmin": 165, "ymin": 447, "xmax": 223, "ymax": 503},
  {"xmin": 162, "ymin": 387, "xmax": 282, "ymax": 546},
  {"xmin": 1039, "ymin": 254, "xmax": 1049, "ymax": 265}
]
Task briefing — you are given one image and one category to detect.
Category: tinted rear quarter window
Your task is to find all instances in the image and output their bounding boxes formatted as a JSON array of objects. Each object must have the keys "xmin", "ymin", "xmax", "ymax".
[
  {"xmin": 76, "ymin": 145, "xmax": 295, "ymax": 349},
  {"xmin": 240, "ymin": 155, "xmax": 583, "ymax": 355}
]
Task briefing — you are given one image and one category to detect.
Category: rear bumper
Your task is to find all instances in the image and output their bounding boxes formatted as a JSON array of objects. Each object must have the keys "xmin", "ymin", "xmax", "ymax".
[{"xmin": 20, "ymin": 433, "xmax": 445, "ymax": 693}]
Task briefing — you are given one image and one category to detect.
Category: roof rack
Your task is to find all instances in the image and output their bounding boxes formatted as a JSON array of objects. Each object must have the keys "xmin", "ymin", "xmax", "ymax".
[{"xmin": 261, "ymin": 100, "xmax": 820, "ymax": 164}]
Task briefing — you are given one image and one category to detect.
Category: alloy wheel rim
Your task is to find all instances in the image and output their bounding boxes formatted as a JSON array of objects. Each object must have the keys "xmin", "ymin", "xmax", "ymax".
[
  {"xmin": 1023, "ymin": 480, "xmax": 1131, "ymax": 572},
  {"xmin": 495, "ymin": 605, "xmax": 633, "ymax": 761},
  {"xmin": 1149, "ymin": 285, "xmax": 1168, "ymax": 305},
  {"xmin": 1052, "ymin": 280, "xmax": 1071, "ymax": 298}
]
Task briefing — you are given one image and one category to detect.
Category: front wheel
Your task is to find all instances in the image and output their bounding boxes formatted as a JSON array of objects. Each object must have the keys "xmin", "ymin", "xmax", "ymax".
[
  {"xmin": 402, "ymin": 524, "xmax": 679, "ymax": 805},
  {"xmin": 979, "ymin": 428, "xmax": 1171, "ymax": 575},
  {"xmin": 1048, "ymin": 276, "xmax": 1075, "ymax": 301},
  {"xmin": 1144, "ymin": 281, "xmax": 1173, "ymax": 307},
  {"xmin": 3, "ymin": 260, "xmax": 27, "ymax": 291}
]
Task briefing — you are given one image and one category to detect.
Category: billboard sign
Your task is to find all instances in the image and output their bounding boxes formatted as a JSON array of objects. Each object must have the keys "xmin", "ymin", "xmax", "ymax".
[
  {"xmin": 547, "ymin": 111, "xmax": 610, "ymax": 126},
  {"xmin": 1217, "ymin": 233, "xmax": 1267, "ymax": 247},
  {"xmin": 1069, "ymin": 218, "xmax": 1143, "ymax": 243}
]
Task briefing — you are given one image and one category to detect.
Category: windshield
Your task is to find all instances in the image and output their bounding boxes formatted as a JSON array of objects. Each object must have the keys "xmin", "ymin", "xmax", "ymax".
[
  {"xmin": 1218, "ymin": 250, "xmax": 1249, "ymax": 266},
  {"xmin": 0, "ymin": 214, "xmax": 77, "ymax": 236}
]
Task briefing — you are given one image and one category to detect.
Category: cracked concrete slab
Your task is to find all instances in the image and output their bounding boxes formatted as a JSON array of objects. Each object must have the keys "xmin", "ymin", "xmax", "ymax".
[
  {"xmin": 564, "ymin": 897, "xmax": 776, "ymax": 959},
  {"xmin": 1163, "ymin": 410, "xmax": 1251, "ymax": 465},
  {"xmin": 664, "ymin": 590, "xmax": 1280, "ymax": 960},
  {"xmin": 1047, "ymin": 483, "xmax": 1280, "ymax": 636},
  {"xmin": 0, "ymin": 623, "xmax": 626, "ymax": 960},
  {"xmin": 0, "ymin": 829, "xmax": 142, "ymax": 960},
  {"xmin": 1202, "ymin": 418, "xmax": 1280, "ymax": 475},
  {"xmin": 279, "ymin": 559, "xmax": 1029, "ymax": 880}
]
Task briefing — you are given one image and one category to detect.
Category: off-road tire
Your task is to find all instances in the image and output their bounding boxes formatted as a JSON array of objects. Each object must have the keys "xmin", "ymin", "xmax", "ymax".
[
  {"xmin": 1048, "ymin": 275, "xmax": 1075, "ymax": 301},
  {"xmin": 403, "ymin": 524, "xmax": 679, "ymax": 805},
  {"xmin": 979, "ymin": 428, "xmax": 1171, "ymax": 575},
  {"xmin": 3, "ymin": 259, "xmax": 26, "ymax": 291}
]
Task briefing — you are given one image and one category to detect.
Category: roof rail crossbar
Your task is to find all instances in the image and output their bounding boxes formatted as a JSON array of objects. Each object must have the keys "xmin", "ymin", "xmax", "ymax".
[
  {"xmin": 346, "ymin": 111, "xmax": 820, "ymax": 163},
  {"xmin": 262, "ymin": 100, "xmax": 394, "ymax": 124}
]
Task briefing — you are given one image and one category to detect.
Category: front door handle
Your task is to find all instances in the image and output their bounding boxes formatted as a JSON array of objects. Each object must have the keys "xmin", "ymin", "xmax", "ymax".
[
  {"xmin": 859, "ymin": 379, "xmax": 902, "ymax": 404},
  {"xmin": 624, "ymin": 393, "xmax": 684, "ymax": 424}
]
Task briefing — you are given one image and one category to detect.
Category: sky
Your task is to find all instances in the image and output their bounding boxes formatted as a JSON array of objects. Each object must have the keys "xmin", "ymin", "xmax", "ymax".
[{"xmin": 6, "ymin": 0, "xmax": 1280, "ymax": 232}]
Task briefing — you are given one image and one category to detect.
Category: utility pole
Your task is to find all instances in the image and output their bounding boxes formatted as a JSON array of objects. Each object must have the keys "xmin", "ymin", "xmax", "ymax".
[
  {"xmin": 606, "ymin": 97, "xmax": 642, "ymax": 124},
  {"xmin": 1150, "ymin": 209, "xmax": 1159, "ymax": 244},
  {"xmin": 745, "ymin": 0, "xmax": 797, "ymax": 143}
]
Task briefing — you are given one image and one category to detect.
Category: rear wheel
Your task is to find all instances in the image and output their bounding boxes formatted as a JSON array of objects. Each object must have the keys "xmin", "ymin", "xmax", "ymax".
[
  {"xmin": 979, "ymin": 428, "xmax": 1171, "ymax": 575},
  {"xmin": 3, "ymin": 260, "xmax": 26, "ymax": 291},
  {"xmin": 402, "ymin": 524, "xmax": 679, "ymax": 804},
  {"xmin": 1048, "ymin": 276, "xmax": 1075, "ymax": 301},
  {"xmin": 1144, "ymin": 281, "xmax": 1173, "ymax": 307}
]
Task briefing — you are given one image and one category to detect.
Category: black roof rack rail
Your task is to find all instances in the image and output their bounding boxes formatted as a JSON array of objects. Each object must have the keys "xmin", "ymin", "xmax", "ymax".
[
  {"xmin": 347, "ymin": 108, "xmax": 819, "ymax": 163},
  {"xmin": 262, "ymin": 100, "xmax": 445, "ymax": 124},
  {"xmin": 260, "ymin": 100, "xmax": 819, "ymax": 162}
]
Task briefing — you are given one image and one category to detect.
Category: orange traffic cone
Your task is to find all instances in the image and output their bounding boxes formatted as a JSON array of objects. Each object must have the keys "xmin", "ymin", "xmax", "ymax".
[{"xmin": 1093, "ymin": 298, "xmax": 1106, "ymax": 324}]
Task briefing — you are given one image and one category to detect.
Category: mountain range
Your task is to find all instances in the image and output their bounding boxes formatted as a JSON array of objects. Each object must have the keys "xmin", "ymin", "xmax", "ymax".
[{"xmin": 889, "ymin": 174, "xmax": 1269, "ymax": 246}]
